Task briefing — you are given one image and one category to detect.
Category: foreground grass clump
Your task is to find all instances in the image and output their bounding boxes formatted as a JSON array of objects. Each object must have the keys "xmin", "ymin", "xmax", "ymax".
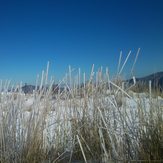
[{"xmin": 0, "ymin": 64, "xmax": 163, "ymax": 162}]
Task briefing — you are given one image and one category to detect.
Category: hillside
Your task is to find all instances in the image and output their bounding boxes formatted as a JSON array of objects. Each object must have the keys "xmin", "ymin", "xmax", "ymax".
[{"xmin": 128, "ymin": 72, "xmax": 163, "ymax": 91}]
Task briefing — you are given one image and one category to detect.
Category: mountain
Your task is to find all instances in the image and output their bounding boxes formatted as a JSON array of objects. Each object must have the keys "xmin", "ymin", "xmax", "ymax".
[
  {"xmin": 21, "ymin": 84, "xmax": 62, "ymax": 94},
  {"xmin": 21, "ymin": 72, "xmax": 163, "ymax": 94},
  {"xmin": 22, "ymin": 84, "xmax": 36, "ymax": 94},
  {"xmin": 128, "ymin": 72, "xmax": 163, "ymax": 91}
]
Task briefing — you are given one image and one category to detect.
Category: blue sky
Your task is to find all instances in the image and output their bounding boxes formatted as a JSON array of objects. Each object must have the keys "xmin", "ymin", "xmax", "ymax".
[{"xmin": 0, "ymin": 0, "xmax": 163, "ymax": 84}]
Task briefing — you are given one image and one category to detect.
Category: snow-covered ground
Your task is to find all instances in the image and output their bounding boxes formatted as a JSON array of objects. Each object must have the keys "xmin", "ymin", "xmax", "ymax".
[{"xmin": 0, "ymin": 89, "xmax": 162, "ymax": 161}]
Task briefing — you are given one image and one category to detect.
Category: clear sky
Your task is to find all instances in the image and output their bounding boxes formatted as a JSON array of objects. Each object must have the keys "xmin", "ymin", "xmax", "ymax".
[{"xmin": 0, "ymin": 0, "xmax": 163, "ymax": 84}]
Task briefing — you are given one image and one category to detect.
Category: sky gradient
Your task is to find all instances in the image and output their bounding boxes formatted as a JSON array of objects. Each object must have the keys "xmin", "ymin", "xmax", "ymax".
[{"xmin": 0, "ymin": 0, "xmax": 163, "ymax": 84}]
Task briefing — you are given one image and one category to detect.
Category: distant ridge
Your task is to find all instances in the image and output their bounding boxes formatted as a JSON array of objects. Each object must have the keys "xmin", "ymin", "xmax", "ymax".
[
  {"xmin": 128, "ymin": 72, "xmax": 163, "ymax": 91},
  {"xmin": 22, "ymin": 84, "xmax": 36, "ymax": 94},
  {"xmin": 21, "ymin": 84, "xmax": 60, "ymax": 94},
  {"xmin": 136, "ymin": 72, "xmax": 163, "ymax": 82},
  {"xmin": 21, "ymin": 72, "xmax": 163, "ymax": 94}
]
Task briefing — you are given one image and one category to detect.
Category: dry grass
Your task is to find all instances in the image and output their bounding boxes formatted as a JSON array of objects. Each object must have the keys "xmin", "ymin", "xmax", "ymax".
[{"xmin": 0, "ymin": 53, "xmax": 163, "ymax": 162}]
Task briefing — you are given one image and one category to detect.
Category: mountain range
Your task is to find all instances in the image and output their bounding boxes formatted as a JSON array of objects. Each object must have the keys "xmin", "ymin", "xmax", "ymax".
[
  {"xmin": 21, "ymin": 72, "xmax": 163, "ymax": 94},
  {"xmin": 127, "ymin": 72, "xmax": 163, "ymax": 91}
]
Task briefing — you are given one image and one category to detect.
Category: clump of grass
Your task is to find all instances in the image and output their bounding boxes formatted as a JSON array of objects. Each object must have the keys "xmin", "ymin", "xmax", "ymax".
[{"xmin": 136, "ymin": 96, "xmax": 163, "ymax": 161}]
